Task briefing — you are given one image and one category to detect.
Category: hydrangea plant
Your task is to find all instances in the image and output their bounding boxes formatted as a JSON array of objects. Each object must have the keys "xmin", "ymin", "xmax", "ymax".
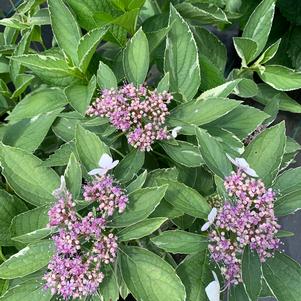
[{"xmin": 0, "ymin": 0, "xmax": 301, "ymax": 301}]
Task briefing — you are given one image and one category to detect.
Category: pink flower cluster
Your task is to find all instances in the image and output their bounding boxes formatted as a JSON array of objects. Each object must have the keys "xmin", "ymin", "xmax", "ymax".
[
  {"xmin": 44, "ymin": 176, "xmax": 127, "ymax": 300},
  {"xmin": 86, "ymin": 83, "xmax": 172, "ymax": 151},
  {"xmin": 208, "ymin": 170, "xmax": 280, "ymax": 287},
  {"xmin": 83, "ymin": 175, "xmax": 128, "ymax": 216}
]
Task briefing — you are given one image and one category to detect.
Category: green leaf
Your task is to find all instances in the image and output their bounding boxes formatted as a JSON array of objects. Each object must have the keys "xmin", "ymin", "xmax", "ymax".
[
  {"xmin": 97, "ymin": 61, "xmax": 117, "ymax": 89},
  {"xmin": 256, "ymin": 39, "xmax": 281, "ymax": 65},
  {"xmin": 77, "ymin": 28, "xmax": 107, "ymax": 72},
  {"xmin": 11, "ymin": 54, "xmax": 82, "ymax": 87},
  {"xmin": 255, "ymin": 84, "xmax": 301, "ymax": 113},
  {"xmin": 276, "ymin": 230, "xmax": 295, "ymax": 238},
  {"xmin": 198, "ymin": 80, "xmax": 242, "ymax": 99},
  {"xmin": 205, "ymin": 105, "xmax": 269, "ymax": 139},
  {"xmin": 10, "ymin": 31, "xmax": 32, "ymax": 84},
  {"xmin": 0, "ymin": 190, "xmax": 27, "ymax": 246},
  {"xmin": 263, "ymin": 252, "xmax": 301, "ymax": 301},
  {"xmin": 146, "ymin": 26, "xmax": 171, "ymax": 54},
  {"xmin": 176, "ymin": 2, "xmax": 229, "ymax": 25},
  {"xmin": 7, "ymin": 87, "xmax": 67, "ymax": 123},
  {"xmin": 257, "ymin": 65, "xmax": 301, "ymax": 91},
  {"xmin": 110, "ymin": 185, "xmax": 168, "ymax": 227},
  {"xmin": 161, "ymin": 179, "xmax": 210, "ymax": 219},
  {"xmin": 193, "ymin": 26, "xmax": 227, "ymax": 73},
  {"xmin": 123, "ymin": 27, "xmax": 149, "ymax": 86},
  {"xmin": 126, "ymin": 170, "xmax": 147, "ymax": 193},
  {"xmin": 275, "ymin": 190, "xmax": 301, "ymax": 216},
  {"xmin": 164, "ymin": 5, "xmax": 200, "ymax": 101},
  {"xmin": 65, "ymin": 75, "xmax": 96, "ymax": 115},
  {"xmin": 114, "ymin": 149, "xmax": 145, "ymax": 183},
  {"xmin": 30, "ymin": 8, "xmax": 51, "ymax": 26},
  {"xmin": 244, "ymin": 122, "xmax": 286, "ymax": 186},
  {"xmin": 176, "ymin": 251, "xmax": 211, "ymax": 301},
  {"xmin": 3, "ymin": 109, "xmax": 61, "ymax": 152},
  {"xmin": 273, "ymin": 167, "xmax": 301, "ymax": 195},
  {"xmin": 98, "ymin": 265, "xmax": 119, "ymax": 301},
  {"xmin": 75, "ymin": 124, "xmax": 110, "ymax": 172},
  {"xmin": 0, "ymin": 279, "xmax": 52, "ymax": 301},
  {"xmin": 43, "ymin": 141, "xmax": 75, "ymax": 167},
  {"xmin": 64, "ymin": 153, "xmax": 82, "ymax": 199},
  {"xmin": 10, "ymin": 205, "xmax": 49, "ymax": 239},
  {"xmin": 0, "ymin": 144, "xmax": 60, "ymax": 206},
  {"xmin": 0, "ymin": 240, "xmax": 54, "ymax": 279},
  {"xmin": 145, "ymin": 167, "xmax": 178, "ymax": 187},
  {"xmin": 11, "ymin": 74, "xmax": 35, "ymax": 99},
  {"xmin": 11, "ymin": 228, "xmax": 54, "ymax": 244},
  {"xmin": 157, "ymin": 72, "xmax": 170, "ymax": 93},
  {"xmin": 196, "ymin": 128, "xmax": 232, "ymax": 178},
  {"xmin": 118, "ymin": 217, "xmax": 167, "ymax": 241},
  {"xmin": 229, "ymin": 283, "xmax": 250, "ymax": 301},
  {"xmin": 160, "ymin": 140, "xmax": 204, "ymax": 168},
  {"xmin": 243, "ymin": 0, "xmax": 276, "ymax": 57},
  {"xmin": 167, "ymin": 97, "xmax": 240, "ymax": 127},
  {"xmin": 48, "ymin": 0, "xmax": 82, "ymax": 63},
  {"xmin": 119, "ymin": 246, "xmax": 186, "ymax": 301},
  {"xmin": 151, "ymin": 230, "xmax": 208, "ymax": 254},
  {"xmin": 233, "ymin": 37, "xmax": 258, "ymax": 65},
  {"xmin": 242, "ymin": 247, "xmax": 262, "ymax": 301}
]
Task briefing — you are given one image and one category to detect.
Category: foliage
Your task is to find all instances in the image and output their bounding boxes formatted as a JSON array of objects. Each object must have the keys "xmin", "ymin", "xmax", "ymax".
[{"xmin": 0, "ymin": 0, "xmax": 301, "ymax": 300}]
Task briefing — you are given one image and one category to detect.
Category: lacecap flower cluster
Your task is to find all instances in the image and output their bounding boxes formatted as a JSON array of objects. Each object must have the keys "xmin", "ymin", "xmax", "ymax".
[
  {"xmin": 44, "ymin": 173, "xmax": 128, "ymax": 300},
  {"xmin": 208, "ymin": 169, "xmax": 280, "ymax": 287},
  {"xmin": 87, "ymin": 83, "xmax": 173, "ymax": 151}
]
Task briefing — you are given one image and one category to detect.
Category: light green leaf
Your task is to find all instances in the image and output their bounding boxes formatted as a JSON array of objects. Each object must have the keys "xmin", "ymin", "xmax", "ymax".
[
  {"xmin": 146, "ymin": 26, "xmax": 170, "ymax": 54},
  {"xmin": 234, "ymin": 78, "xmax": 259, "ymax": 98},
  {"xmin": 273, "ymin": 167, "xmax": 301, "ymax": 195},
  {"xmin": 12, "ymin": 228, "xmax": 54, "ymax": 244},
  {"xmin": 65, "ymin": 75, "xmax": 96, "ymax": 115},
  {"xmin": 229, "ymin": 283, "xmax": 250, "ymax": 301},
  {"xmin": 123, "ymin": 27, "xmax": 149, "ymax": 86},
  {"xmin": 114, "ymin": 149, "xmax": 145, "ymax": 183},
  {"xmin": 64, "ymin": 153, "xmax": 82, "ymax": 199},
  {"xmin": 160, "ymin": 140, "xmax": 204, "ymax": 168},
  {"xmin": 276, "ymin": 230, "xmax": 295, "ymax": 238},
  {"xmin": 233, "ymin": 37, "xmax": 258, "ymax": 65},
  {"xmin": 3, "ymin": 109, "xmax": 61, "ymax": 152},
  {"xmin": 10, "ymin": 31, "xmax": 32, "ymax": 84},
  {"xmin": 255, "ymin": 84, "xmax": 301, "ymax": 113},
  {"xmin": 242, "ymin": 247, "xmax": 262, "ymax": 301},
  {"xmin": 43, "ymin": 141, "xmax": 75, "ymax": 167},
  {"xmin": 126, "ymin": 170, "xmax": 147, "ymax": 193},
  {"xmin": 243, "ymin": 0, "xmax": 276, "ymax": 57},
  {"xmin": 0, "ymin": 279, "xmax": 52, "ymax": 301},
  {"xmin": 97, "ymin": 61, "xmax": 117, "ymax": 89},
  {"xmin": 77, "ymin": 28, "xmax": 107, "ymax": 72},
  {"xmin": 0, "ymin": 144, "xmax": 60, "ymax": 206},
  {"xmin": 120, "ymin": 246, "xmax": 186, "ymax": 301},
  {"xmin": 7, "ymin": 87, "xmax": 67, "ymax": 123},
  {"xmin": 11, "ymin": 54, "xmax": 82, "ymax": 86},
  {"xmin": 205, "ymin": 104, "xmax": 269, "ymax": 139},
  {"xmin": 258, "ymin": 65, "xmax": 301, "ymax": 91},
  {"xmin": 0, "ymin": 190, "xmax": 27, "ymax": 246},
  {"xmin": 168, "ymin": 97, "xmax": 240, "ymax": 127},
  {"xmin": 48, "ymin": 0, "xmax": 82, "ymax": 63},
  {"xmin": 196, "ymin": 128, "xmax": 232, "ymax": 178},
  {"xmin": 98, "ymin": 265, "xmax": 119, "ymax": 301},
  {"xmin": 118, "ymin": 217, "xmax": 167, "ymax": 241},
  {"xmin": 151, "ymin": 230, "xmax": 208, "ymax": 254},
  {"xmin": 263, "ymin": 252, "xmax": 301, "ymax": 301},
  {"xmin": 110, "ymin": 185, "xmax": 168, "ymax": 227},
  {"xmin": 164, "ymin": 4, "xmax": 200, "ymax": 101},
  {"xmin": 176, "ymin": 251, "xmax": 211, "ymax": 301},
  {"xmin": 11, "ymin": 74, "xmax": 35, "ymax": 99},
  {"xmin": 161, "ymin": 179, "xmax": 210, "ymax": 219},
  {"xmin": 244, "ymin": 122, "xmax": 286, "ymax": 186},
  {"xmin": 157, "ymin": 72, "xmax": 170, "ymax": 93},
  {"xmin": 198, "ymin": 80, "xmax": 242, "ymax": 100},
  {"xmin": 0, "ymin": 240, "xmax": 55, "ymax": 279},
  {"xmin": 30, "ymin": 8, "xmax": 51, "ymax": 26},
  {"xmin": 10, "ymin": 205, "xmax": 50, "ymax": 239},
  {"xmin": 274, "ymin": 190, "xmax": 301, "ymax": 216},
  {"xmin": 256, "ymin": 39, "xmax": 281, "ymax": 65},
  {"xmin": 75, "ymin": 124, "xmax": 110, "ymax": 172}
]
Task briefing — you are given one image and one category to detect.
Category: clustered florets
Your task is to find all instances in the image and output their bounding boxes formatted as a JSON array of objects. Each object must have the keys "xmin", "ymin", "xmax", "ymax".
[
  {"xmin": 208, "ymin": 170, "xmax": 280, "ymax": 287},
  {"xmin": 44, "ymin": 175, "xmax": 128, "ymax": 300},
  {"xmin": 86, "ymin": 83, "xmax": 173, "ymax": 151}
]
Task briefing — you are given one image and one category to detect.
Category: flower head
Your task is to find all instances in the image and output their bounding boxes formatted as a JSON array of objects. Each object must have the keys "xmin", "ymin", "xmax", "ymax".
[{"xmin": 87, "ymin": 84, "xmax": 172, "ymax": 151}]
